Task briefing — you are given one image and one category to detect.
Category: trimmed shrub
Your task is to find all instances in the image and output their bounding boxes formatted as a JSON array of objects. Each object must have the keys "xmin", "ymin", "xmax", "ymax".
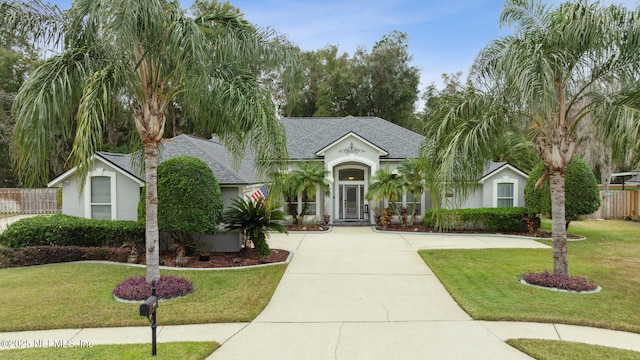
[
  {"xmin": 422, "ymin": 207, "xmax": 531, "ymax": 233},
  {"xmin": 525, "ymin": 157, "xmax": 600, "ymax": 225},
  {"xmin": 113, "ymin": 275, "xmax": 194, "ymax": 301},
  {"xmin": 138, "ymin": 156, "xmax": 223, "ymax": 239},
  {"xmin": 0, "ymin": 245, "xmax": 130, "ymax": 268},
  {"xmin": 0, "ymin": 214, "xmax": 144, "ymax": 249}
]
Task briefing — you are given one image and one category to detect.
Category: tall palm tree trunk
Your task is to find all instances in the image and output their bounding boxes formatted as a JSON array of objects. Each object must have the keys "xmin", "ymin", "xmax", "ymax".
[
  {"xmin": 144, "ymin": 141, "xmax": 160, "ymax": 282},
  {"xmin": 549, "ymin": 171, "xmax": 569, "ymax": 276}
]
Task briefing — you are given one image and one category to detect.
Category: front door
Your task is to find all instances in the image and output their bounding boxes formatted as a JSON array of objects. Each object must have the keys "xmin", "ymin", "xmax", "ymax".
[{"xmin": 339, "ymin": 184, "xmax": 364, "ymax": 220}]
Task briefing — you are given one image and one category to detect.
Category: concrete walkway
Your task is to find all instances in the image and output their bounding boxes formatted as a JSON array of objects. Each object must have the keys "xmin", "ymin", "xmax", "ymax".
[{"xmin": 2, "ymin": 226, "xmax": 640, "ymax": 358}]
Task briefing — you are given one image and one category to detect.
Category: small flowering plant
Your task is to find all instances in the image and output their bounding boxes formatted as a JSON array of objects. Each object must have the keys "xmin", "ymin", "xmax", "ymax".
[
  {"xmin": 521, "ymin": 270, "xmax": 598, "ymax": 292},
  {"xmin": 113, "ymin": 275, "xmax": 194, "ymax": 301}
]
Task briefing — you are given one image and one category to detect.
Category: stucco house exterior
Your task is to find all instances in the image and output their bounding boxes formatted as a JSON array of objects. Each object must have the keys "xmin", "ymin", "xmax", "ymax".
[{"xmin": 48, "ymin": 115, "xmax": 528, "ymax": 230}]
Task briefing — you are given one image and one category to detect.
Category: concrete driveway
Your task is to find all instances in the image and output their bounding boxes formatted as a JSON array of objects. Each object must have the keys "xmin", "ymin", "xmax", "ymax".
[{"xmin": 209, "ymin": 227, "xmax": 548, "ymax": 359}]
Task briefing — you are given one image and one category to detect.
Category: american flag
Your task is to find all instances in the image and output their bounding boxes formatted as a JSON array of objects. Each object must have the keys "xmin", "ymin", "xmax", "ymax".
[{"xmin": 250, "ymin": 184, "xmax": 269, "ymax": 202}]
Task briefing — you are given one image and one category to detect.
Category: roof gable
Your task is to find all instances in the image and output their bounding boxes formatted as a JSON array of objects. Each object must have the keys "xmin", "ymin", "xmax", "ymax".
[
  {"xmin": 479, "ymin": 162, "xmax": 529, "ymax": 183},
  {"xmin": 282, "ymin": 116, "xmax": 424, "ymax": 159},
  {"xmin": 48, "ymin": 154, "xmax": 145, "ymax": 188},
  {"xmin": 48, "ymin": 134, "xmax": 262, "ymax": 187},
  {"xmin": 315, "ymin": 131, "xmax": 388, "ymax": 156}
]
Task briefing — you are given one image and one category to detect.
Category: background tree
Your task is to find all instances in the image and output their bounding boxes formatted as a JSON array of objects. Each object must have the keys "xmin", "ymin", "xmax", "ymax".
[
  {"xmin": 223, "ymin": 197, "xmax": 287, "ymax": 257},
  {"xmin": 278, "ymin": 31, "xmax": 420, "ymax": 130},
  {"xmin": 4, "ymin": 0, "xmax": 295, "ymax": 282},
  {"xmin": 526, "ymin": 157, "xmax": 600, "ymax": 229},
  {"xmin": 423, "ymin": 0, "xmax": 640, "ymax": 277},
  {"xmin": 0, "ymin": 23, "xmax": 38, "ymax": 186}
]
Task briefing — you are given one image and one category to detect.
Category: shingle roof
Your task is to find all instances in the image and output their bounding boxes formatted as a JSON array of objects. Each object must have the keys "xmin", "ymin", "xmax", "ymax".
[
  {"xmin": 98, "ymin": 134, "xmax": 261, "ymax": 185},
  {"xmin": 95, "ymin": 117, "xmax": 453, "ymax": 186},
  {"xmin": 481, "ymin": 161, "xmax": 528, "ymax": 180},
  {"xmin": 281, "ymin": 116, "xmax": 425, "ymax": 159}
]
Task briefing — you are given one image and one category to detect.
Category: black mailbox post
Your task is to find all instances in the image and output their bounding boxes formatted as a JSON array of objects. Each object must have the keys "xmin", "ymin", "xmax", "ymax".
[{"xmin": 139, "ymin": 280, "xmax": 158, "ymax": 356}]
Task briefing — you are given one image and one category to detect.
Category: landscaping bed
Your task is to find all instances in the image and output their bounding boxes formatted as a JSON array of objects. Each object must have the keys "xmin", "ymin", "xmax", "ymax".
[
  {"xmin": 152, "ymin": 248, "xmax": 290, "ymax": 268},
  {"xmin": 0, "ymin": 245, "xmax": 289, "ymax": 269}
]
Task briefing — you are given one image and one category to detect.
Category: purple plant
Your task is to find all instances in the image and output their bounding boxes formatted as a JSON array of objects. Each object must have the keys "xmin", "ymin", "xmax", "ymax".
[
  {"xmin": 521, "ymin": 270, "xmax": 598, "ymax": 292},
  {"xmin": 113, "ymin": 275, "xmax": 194, "ymax": 301}
]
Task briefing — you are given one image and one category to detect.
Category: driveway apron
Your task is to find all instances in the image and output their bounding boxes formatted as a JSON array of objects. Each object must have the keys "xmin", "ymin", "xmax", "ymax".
[{"xmin": 209, "ymin": 227, "xmax": 538, "ymax": 360}]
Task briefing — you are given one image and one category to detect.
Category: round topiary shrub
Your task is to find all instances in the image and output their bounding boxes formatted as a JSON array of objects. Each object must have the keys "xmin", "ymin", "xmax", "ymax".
[
  {"xmin": 525, "ymin": 156, "xmax": 600, "ymax": 227},
  {"xmin": 138, "ymin": 155, "xmax": 223, "ymax": 247},
  {"xmin": 113, "ymin": 275, "xmax": 194, "ymax": 301}
]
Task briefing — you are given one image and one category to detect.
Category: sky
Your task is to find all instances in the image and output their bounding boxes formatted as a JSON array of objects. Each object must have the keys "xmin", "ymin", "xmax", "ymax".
[{"xmin": 50, "ymin": 0, "xmax": 639, "ymax": 92}]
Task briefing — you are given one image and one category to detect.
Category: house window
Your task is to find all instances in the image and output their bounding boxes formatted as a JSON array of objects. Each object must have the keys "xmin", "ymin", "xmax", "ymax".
[
  {"xmin": 84, "ymin": 167, "xmax": 117, "ymax": 220},
  {"xmin": 91, "ymin": 176, "xmax": 112, "ymax": 219},
  {"xmin": 302, "ymin": 192, "xmax": 317, "ymax": 216},
  {"xmin": 496, "ymin": 183, "xmax": 514, "ymax": 208},
  {"xmin": 406, "ymin": 191, "xmax": 422, "ymax": 215}
]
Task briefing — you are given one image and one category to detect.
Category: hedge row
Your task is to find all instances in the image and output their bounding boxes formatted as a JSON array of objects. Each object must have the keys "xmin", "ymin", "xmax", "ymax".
[
  {"xmin": 0, "ymin": 246, "xmax": 130, "ymax": 269},
  {"xmin": 422, "ymin": 207, "xmax": 533, "ymax": 233},
  {"xmin": 0, "ymin": 214, "xmax": 144, "ymax": 249}
]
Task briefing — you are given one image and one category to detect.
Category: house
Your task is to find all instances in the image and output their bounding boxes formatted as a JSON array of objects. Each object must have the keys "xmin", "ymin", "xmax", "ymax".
[
  {"xmin": 452, "ymin": 161, "xmax": 529, "ymax": 209},
  {"xmin": 47, "ymin": 134, "xmax": 263, "ymax": 251},
  {"xmin": 48, "ymin": 116, "xmax": 528, "ymax": 244}
]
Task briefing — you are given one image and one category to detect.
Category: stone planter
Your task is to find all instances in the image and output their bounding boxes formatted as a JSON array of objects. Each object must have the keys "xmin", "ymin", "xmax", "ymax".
[{"xmin": 174, "ymin": 256, "xmax": 189, "ymax": 267}]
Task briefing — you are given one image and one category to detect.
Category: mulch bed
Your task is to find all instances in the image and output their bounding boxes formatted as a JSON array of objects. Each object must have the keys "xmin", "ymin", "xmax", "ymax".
[
  {"xmin": 142, "ymin": 248, "xmax": 290, "ymax": 269},
  {"xmin": 286, "ymin": 224, "xmax": 330, "ymax": 231}
]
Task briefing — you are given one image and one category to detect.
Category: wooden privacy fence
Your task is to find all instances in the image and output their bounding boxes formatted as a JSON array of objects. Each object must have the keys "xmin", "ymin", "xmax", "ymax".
[
  {"xmin": 0, "ymin": 188, "xmax": 60, "ymax": 214},
  {"xmin": 583, "ymin": 190, "xmax": 638, "ymax": 220}
]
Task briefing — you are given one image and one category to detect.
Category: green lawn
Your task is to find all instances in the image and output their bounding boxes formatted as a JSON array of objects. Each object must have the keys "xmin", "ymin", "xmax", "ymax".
[
  {"xmin": 419, "ymin": 219, "xmax": 640, "ymax": 333},
  {"xmin": 507, "ymin": 339, "xmax": 640, "ymax": 360},
  {"xmin": 0, "ymin": 342, "xmax": 218, "ymax": 360},
  {"xmin": 0, "ymin": 262, "xmax": 287, "ymax": 331}
]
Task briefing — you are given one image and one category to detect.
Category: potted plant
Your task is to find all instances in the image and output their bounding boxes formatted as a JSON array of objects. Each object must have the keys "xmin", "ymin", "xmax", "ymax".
[
  {"xmin": 196, "ymin": 241, "xmax": 211, "ymax": 262},
  {"xmin": 323, "ymin": 205, "xmax": 331, "ymax": 225},
  {"xmin": 170, "ymin": 237, "xmax": 193, "ymax": 267},
  {"xmin": 373, "ymin": 207, "xmax": 381, "ymax": 225},
  {"xmin": 121, "ymin": 239, "xmax": 140, "ymax": 264}
]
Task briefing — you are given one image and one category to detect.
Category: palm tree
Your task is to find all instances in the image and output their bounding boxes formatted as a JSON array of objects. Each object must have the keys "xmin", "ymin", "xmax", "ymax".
[
  {"xmin": 397, "ymin": 158, "xmax": 427, "ymax": 222},
  {"xmin": 4, "ymin": 0, "xmax": 295, "ymax": 282},
  {"xmin": 223, "ymin": 197, "xmax": 288, "ymax": 257},
  {"xmin": 289, "ymin": 161, "xmax": 330, "ymax": 224},
  {"xmin": 365, "ymin": 167, "xmax": 403, "ymax": 215},
  {"xmin": 426, "ymin": 0, "xmax": 640, "ymax": 276}
]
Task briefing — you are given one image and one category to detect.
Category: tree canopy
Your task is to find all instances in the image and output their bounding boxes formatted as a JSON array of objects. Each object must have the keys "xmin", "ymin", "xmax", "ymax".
[
  {"xmin": 422, "ymin": 0, "xmax": 640, "ymax": 276},
  {"xmin": 278, "ymin": 31, "xmax": 421, "ymax": 130},
  {"xmin": 4, "ymin": 0, "xmax": 296, "ymax": 282}
]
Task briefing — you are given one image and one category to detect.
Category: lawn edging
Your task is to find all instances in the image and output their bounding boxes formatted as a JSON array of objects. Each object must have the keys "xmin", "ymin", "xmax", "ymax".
[{"xmin": 59, "ymin": 250, "xmax": 294, "ymax": 271}]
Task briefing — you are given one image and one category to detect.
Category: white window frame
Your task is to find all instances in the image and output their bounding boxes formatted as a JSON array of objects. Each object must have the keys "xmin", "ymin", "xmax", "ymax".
[
  {"xmin": 84, "ymin": 167, "xmax": 117, "ymax": 219},
  {"xmin": 493, "ymin": 177, "xmax": 517, "ymax": 208}
]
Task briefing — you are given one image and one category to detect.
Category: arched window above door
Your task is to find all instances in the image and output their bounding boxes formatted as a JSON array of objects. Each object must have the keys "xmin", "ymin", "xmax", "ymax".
[{"xmin": 339, "ymin": 169, "xmax": 364, "ymax": 181}]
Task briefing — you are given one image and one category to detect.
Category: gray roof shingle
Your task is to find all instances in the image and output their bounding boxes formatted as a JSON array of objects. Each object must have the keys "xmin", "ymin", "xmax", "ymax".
[
  {"xmin": 281, "ymin": 116, "xmax": 425, "ymax": 159},
  {"xmin": 97, "ymin": 117, "xmax": 436, "ymax": 186},
  {"xmin": 98, "ymin": 134, "xmax": 261, "ymax": 185}
]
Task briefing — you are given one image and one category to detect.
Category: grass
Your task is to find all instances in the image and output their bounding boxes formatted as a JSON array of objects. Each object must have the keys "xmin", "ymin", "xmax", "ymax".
[
  {"xmin": 0, "ymin": 262, "xmax": 287, "ymax": 331},
  {"xmin": 506, "ymin": 339, "xmax": 640, "ymax": 360},
  {"xmin": 0, "ymin": 341, "xmax": 218, "ymax": 359},
  {"xmin": 419, "ymin": 219, "xmax": 640, "ymax": 333}
]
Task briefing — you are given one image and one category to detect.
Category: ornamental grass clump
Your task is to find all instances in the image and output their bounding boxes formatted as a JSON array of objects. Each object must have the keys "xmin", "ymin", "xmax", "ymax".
[
  {"xmin": 521, "ymin": 270, "xmax": 598, "ymax": 292},
  {"xmin": 113, "ymin": 276, "xmax": 194, "ymax": 301}
]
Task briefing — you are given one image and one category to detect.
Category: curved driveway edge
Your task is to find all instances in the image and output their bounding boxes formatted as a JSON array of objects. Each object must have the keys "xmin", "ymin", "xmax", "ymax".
[{"xmin": 2, "ymin": 227, "xmax": 638, "ymax": 358}]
